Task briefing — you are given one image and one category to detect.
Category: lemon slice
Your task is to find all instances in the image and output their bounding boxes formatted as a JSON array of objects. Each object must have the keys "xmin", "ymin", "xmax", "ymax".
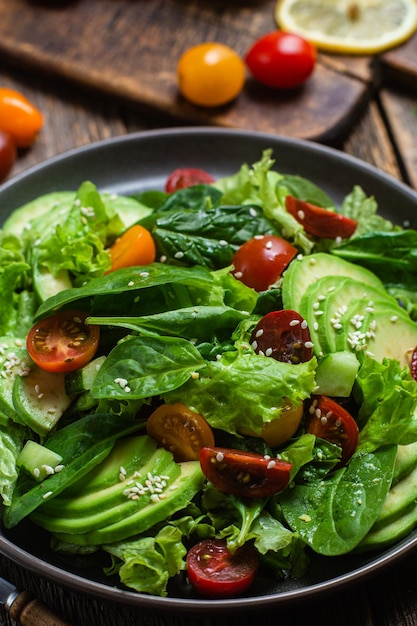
[{"xmin": 275, "ymin": 0, "xmax": 417, "ymax": 54}]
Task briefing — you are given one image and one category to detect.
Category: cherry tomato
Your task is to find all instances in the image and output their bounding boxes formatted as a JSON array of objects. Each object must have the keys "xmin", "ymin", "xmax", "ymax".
[
  {"xmin": 231, "ymin": 234, "xmax": 297, "ymax": 292},
  {"xmin": 165, "ymin": 168, "xmax": 215, "ymax": 193},
  {"xmin": 285, "ymin": 195, "xmax": 358, "ymax": 239},
  {"xmin": 305, "ymin": 395, "xmax": 359, "ymax": 466},
  {"xmin": 0, "ymin": 129, "xmax": 16, "ymax": 183},
  {"xmin": 146, "ymin": 402, "xmax": 215, "ymax": 462},
  {"xmin": 250, "ymin": 310, "xmax": 313, "ymax": 364},
  {"xmin": 107, "ymin": 224, "xmax": 156, "ymax": 273},
  {"xmin": 26, "ymin": 310, "xmax": 100, "ymax": 373},
  {"xmin": 187, "ymin": 538, "xmax": 259, "ymax": 598},
  {"xmin": 245, "ymin": 31, "xmax": 316, "ymax": 90},
  {"xmin": 0, "ymin": 88, "xmax": 43, "ymax": 147},
  {"xmin": 410, "ymin": 346, "xmax": 417, "ymax": 380},
  {"xmin": 242, "ymin": 402, "xmax": 304, "ymax": 448},
  {"xmin": 177, "ymin": 42, "xmax": 246, "ymax": 107},
  {"xmin": 200, "ymin": 446, "xmax": 292, "ymax": 498}
]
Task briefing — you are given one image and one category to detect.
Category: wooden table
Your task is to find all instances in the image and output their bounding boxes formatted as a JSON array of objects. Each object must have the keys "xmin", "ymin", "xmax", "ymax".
[{"xmin": 1, "ymin": 8, "xmax": 417, "ymax": 625}]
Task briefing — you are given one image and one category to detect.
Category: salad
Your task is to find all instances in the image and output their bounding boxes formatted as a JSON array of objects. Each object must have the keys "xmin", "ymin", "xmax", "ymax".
[{"xmin": 1, "ymin": 150, "xmax": 417, "ymax": 599}]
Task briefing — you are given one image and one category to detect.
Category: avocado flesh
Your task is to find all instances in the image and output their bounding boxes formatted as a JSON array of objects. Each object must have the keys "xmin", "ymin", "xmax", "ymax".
[
  {"xmin": 30, "ymin": 434, "xmax": 205, "ymax": 545},
  {"xmin": 282, "ymin": 252, "xmax": 385, "ymax": 313}
]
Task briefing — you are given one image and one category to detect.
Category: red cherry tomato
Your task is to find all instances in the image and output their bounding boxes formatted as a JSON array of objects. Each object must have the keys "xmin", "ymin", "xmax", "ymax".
[
  {"xmin": 0, "ymin": 129, "xmax": 16, "ymax": 183},
  {"xmin": 250, "ymin": 309, "xmax": 313, "ymax": 364},
  {"xmin": 411, "ymin": 346, "xmax": 417, "ymax": 380},
  {"xmin": 26, "ymin": 310, "xmax": 100, "ymax": 373},
  {"xmin": 285, "ymin": 195, "xmax": 358, "ymax": 239},
  {"xmin": 200, "ymin": 446, "xmax": 292, "ymax": 498},
  {"xmin": 231, "ymin": 234, "xmax": 297, "ymax": 292},
  {"xmin": 165, "ymin": 168, "xmax": 215, "ymax": 193},
  {"xmin": 305, "ymin": 395, "xmax": 359, "ymax": 466},
  {"xmin": 245, "ymin": 31, "xmax": 316, "ymax": 90},
  {"xmin": 146, "ymin": 402, "xmax": 215, "ymax": 462},
  {"xmin": 186, "ymin": 538, "xmax": 259, "ymax": 598}
]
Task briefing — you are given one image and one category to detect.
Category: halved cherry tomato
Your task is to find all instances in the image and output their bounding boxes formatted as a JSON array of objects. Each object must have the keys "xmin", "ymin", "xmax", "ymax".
[
  {"xmin": 165, "ymin": 168, "xmax": 215, "ymax": 193},
  {"xmin": 245, "ymin": 31, "xmax": 316, "ymax": 90},
  {"xmin": 285, "ymin": 195, "xmax": 358, "ymax": 239},
  {"xmin": 200, "ymin": 446, "xmax": 292, "ymax": 498},
  {"xmin": 305, "ymin": 395, "xmax": 359, "ymax": 466},
  {"xmin": 107, "ymin": 224, "xmax": 156, "ymax": 273},
  {"xmin": 231, "ymin": 234, "xmax": 297, "ymax": 292},
  {"xmin": 26, "ymin": 310, "xmax": 100, "ymax": 373},
  {"xmin": 0, "ymin": 129, "xmax": 16, "ymax": 183},
  {"xmin": 186, "ymin": 538, "xmax": 259, "ymax": 598},
  {"xmin": 146, "ymin": 402, "xmax": 215, "ymax": 462},
  {"xmin": 250, "ymin": 310, "xmax": 313, "ymax": 364},
  {"xmin": 177, "ymin": 42, "xmax": 246, "ymax": 107},
  {"xmin": 0, "ymin": 88, "xmax": 43, "ymax": 148},
  {"xmin": 410, "ymin": 346, "xmax": 417, "ymax": 381}
]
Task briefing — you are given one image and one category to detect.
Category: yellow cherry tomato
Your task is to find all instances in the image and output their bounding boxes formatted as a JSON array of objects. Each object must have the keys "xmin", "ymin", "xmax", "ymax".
[
  {"xmin": 241, "ymin": 402, "xmax": 304, "ymax": 448},
  {"xmin": 107, "ymin": 224, "xmax": 156, "ymax": 273},
  {"xmin": 177, "ymin": 42, "xmax": 246, "ymax": 107},
  {"xmin": 0, "ymin": 88, "xmax": 43, "ymax": 148}
]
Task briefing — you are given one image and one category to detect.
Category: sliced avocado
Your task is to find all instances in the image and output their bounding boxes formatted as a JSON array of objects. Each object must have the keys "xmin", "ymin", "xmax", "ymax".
[
  {"xmin": 101, "ymin": 193, "xmax": 153, "ymax": 229},
  {"xmin": 65, "ymin": 355, "xmax": 106, "ymax": 396},
  {"xmin": 357, "ymin": 501, "xmax": 417, "ymax": 551},
  {"xmin": 12, "ymin": 364, "xmax": 72, "ymax": 437},
  {"xmin": 393, "ymin": 442, "xmax": 417, "ymax": 484},
  {"xmin": 32, "ymin": 442, "xmax": 178, "ymax": 533},
  {"xmin": 32, "ymin": 262, "xmax": 73, "ymax": 302},
  {"xmin": 2, "ymin": 192, "xmax": 76, "ymax": 237},
  {"xmin": 282, "ymin": 252, "xmax": 385, "ymax": 313}
]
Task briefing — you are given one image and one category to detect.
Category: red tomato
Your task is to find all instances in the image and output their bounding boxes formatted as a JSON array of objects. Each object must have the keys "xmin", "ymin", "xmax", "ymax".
[
  {"xmin": 200, "ymin": 446, "xmax": 292, "ymax": 498},
  {"xmin": 107, "ymin": 224, "xmax": 156, "ymax": 273},
  {"xmin": 0, "ymin": 129, "xmax": 16, "ymax": 183},
  {"xmin": 411, "ymin": 347, "xmax": 417, "ymax": 381},
  {"xmin": 231, "ymin": 234, "xmax": 297, "ymax": 292},
  {"xmin": 187, "ymin": 538, "xmax": 259, "ymax": 598},
  {"xmin": 165, "ymin": 168, "xmax": 215, "ymax": 193},
  {"xmin": 250, "ymin": 309, "xmax": 313, "ymax": 364},
  {"xmin": 305, "ymin": 395, "xmax": 359, "ymax": 466},
  {"xmin": 146, "ymin": 402, "xmax": 215, "ymax": 462},
  {"xmin": 245, "ymin": 31, "xmax": 316, "ymax": 89},
  {"xmin": 285, "ymin": 195, "xmax": 358, "ymax": 239},
  {"xmin": 26, "ymin": 310, "xmax": 100, "ymax": 373}
]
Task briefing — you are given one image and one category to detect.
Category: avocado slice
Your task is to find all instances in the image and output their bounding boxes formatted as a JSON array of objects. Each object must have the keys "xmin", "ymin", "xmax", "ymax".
[
  {"xmin": 282, "ymin": 252, "xmax": 385, "ymax": 313},
  {"xmin": 31, "ymin": 434, "xmax": 205, "ymax": 545}
]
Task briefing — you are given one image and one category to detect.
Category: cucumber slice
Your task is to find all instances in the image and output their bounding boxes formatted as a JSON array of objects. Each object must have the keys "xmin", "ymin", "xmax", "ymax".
[
  {"xmin": 0, "ymin": 337, "xmax": 30, "ymax": 423},
  {"xmin": 17, "ymin": 440, "xmax": 63, "ymax": 482},
  {"xmin": 65, "ymin": 356, "xmax": 106, "ymax": 396},
  {"xmin": 12, "ymin": 365, "xmax": 72, "ymax": 437},
  {"xmin": 314, "ymin": 351, "xmax": 360, "ymax": 397}
]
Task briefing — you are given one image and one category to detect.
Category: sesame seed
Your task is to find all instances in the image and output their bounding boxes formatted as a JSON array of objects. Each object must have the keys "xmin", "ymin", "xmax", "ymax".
[
  {"xmin": 267, "ymin": 460, "xmax": 276, "ymax": 469},
  {"xmin": 42, "ymin": 491, "xmax": 53, "ymax": 499},
  {"xmin": 255, "ymin": 329, "xmax": 264, "ymax": 337},
  {"xmin": 234, "ymin": 271, "xmax": 243, "ymax": 279},
  {"xmin": 289, "ymin": 319, "xmax": 300, "ymax": 327},
  {"xmin": 216, "ymin": 451, "xmax": 224, "ymax": 462}
]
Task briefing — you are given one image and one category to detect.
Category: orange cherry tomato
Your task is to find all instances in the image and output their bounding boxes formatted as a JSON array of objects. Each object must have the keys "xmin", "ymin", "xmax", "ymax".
[
  {"xmin": 26, "ymin": 310, "xmax": 100, "ymax": 373},
  {"xmin": 242, "ymin": 402, "xmax": 304, "ymax": 448},
  {"xmin": 177, "ymin": 42, "xmax": 245, "ymax": 107},
  {"xmin": 107, "ymin": 224, "xmax": 156, "ymax": 273},
  {"xmin": 0, "ymin": 129, "xmax": 16, "ymax": 182},
  {"xmin": 146, "ymin": 402, "xmax": 215, "ymax": 462},
  {"xmin": 0, "ymin": 88, "xmax": 43, "ymax": 148}
]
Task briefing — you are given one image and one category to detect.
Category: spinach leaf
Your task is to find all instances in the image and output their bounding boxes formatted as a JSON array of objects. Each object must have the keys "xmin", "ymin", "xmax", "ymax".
[
  {"xmin": 89, "ymin": 305, "xmax": 251, "ymax": 342},
  {"xmin": 334, "ymin": 230, "xmax": 417, "ymax": 290},
  {"xmin": 278, "ymin": 445, "xmax": 397, "ymax": 555},
  {"xmin": 4, "ymin": 413, "xmax": 140, "ymax": 528},
  {"xmin": 278, "ymin": 174, "xmax": 335, "ymax": 208},
  {"xmin": 91, "ymin": 335, "xmax": 205, "ymax": 400},
  {"xmin": 141, "ymin": 204, "xmax": 278, "ymax": 269}
]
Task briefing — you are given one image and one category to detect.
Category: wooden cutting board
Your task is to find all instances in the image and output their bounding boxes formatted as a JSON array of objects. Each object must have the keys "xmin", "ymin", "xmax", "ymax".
[
  {"xmin": 380, "ymin": 34, "xmax": 417, "ymax": 89},
  {"xmin": 0, "ymin": 0, "xmax": 381, "ymax": 142}
]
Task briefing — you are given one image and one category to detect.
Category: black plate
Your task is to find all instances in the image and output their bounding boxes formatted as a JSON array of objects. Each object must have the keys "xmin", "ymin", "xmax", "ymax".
[{"xmin": 1, "ymin": 127, "xmax": 417, "ymax": 613}]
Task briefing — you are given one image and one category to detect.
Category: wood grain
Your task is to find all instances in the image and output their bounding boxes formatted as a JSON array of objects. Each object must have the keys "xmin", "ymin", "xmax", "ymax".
[
  {"xmin": 0, "ymin": 0, "xmax": 371, "ymax": 142},
  {"xmin": 380, "ymin": 33, "xmax": 417, "ymax": 90}
]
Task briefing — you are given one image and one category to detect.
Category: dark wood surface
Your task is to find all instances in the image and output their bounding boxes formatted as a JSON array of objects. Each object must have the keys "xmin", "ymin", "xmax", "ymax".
[{"xmin": 1, "ymin": 5, "xmax": 417, "ymax": 625}]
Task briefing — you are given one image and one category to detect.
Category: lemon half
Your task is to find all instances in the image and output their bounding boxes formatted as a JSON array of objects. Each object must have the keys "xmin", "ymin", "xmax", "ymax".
[{"xmin": 275, "ymin": 0, "xmax": 417, "ymax": 54}]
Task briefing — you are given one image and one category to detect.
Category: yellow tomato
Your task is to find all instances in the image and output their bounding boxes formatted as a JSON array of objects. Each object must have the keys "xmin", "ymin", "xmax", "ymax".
[
  {"xmin": 242, "ymin": 402, "xmax": 304, "ymax": 448},
  {"xmin": 177, "ymin": 42, "xmax": 246, "ymax": 107}
]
